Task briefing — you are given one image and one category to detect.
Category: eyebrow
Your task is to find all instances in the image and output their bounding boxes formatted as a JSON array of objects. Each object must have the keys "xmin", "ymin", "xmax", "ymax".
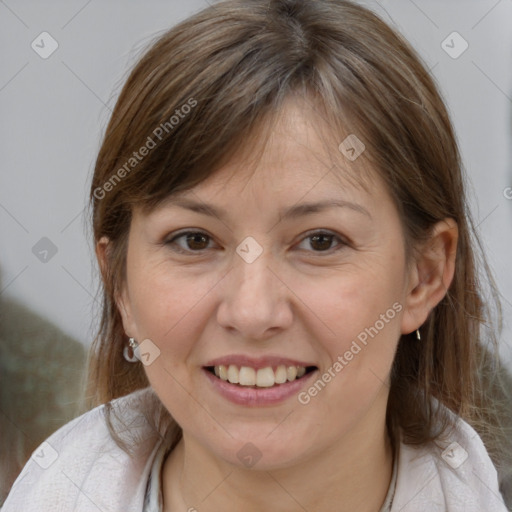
[{"xmin": 165, "ymin": 197, "xmax": 372, "ymax": 221}]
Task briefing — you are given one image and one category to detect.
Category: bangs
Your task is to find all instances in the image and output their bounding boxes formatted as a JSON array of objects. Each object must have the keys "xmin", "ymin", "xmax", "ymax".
[
  {"xmin": 91, "ymin": 1, "xmax": 387, "ymax": 221},
  {"xmin": 139, "ymin": 90, "xmax": 375, "ymax": 217}
]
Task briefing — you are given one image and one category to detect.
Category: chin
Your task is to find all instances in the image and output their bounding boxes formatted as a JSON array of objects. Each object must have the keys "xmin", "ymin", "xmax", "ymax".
[{"xmin": 207, "ymin": 427, "xmax": 319, "ymax": 472}]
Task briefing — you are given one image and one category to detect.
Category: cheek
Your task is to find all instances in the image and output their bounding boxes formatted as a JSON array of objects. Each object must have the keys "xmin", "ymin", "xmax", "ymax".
[
  {"xmin": 127, "ymin": 264, "xmax": 217, "ymax": 358},
  {"xmin": 127, "ymin": 266, "xmax": 219, "ymax": 423},
  {"xmin": 298, "ymin": 259, "xmax": 405, "ymax": 353},
  {"xmin": 294, "ymin": 254, "xmax": 405, "ymax": 415},
  {"xmin": 296, "ymin": 277, "xmax": 402, "ymax": 434}
]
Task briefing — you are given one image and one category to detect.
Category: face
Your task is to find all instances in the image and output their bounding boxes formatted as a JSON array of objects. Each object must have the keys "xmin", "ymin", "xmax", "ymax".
[{"xmin": 116, "ymin": 102, "xmax": 414, "ymax": 470}]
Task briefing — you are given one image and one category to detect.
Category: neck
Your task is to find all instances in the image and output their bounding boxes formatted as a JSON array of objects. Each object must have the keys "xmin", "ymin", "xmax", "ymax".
[{"xmin": 162, "ymin": 413, "xmax": 394, "ymax": 512}]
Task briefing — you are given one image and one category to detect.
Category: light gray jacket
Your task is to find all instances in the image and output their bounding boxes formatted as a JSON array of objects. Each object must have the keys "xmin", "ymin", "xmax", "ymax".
[{"xmin": 2, "ymin": 387, "xmax": 508, "ymax": 511}]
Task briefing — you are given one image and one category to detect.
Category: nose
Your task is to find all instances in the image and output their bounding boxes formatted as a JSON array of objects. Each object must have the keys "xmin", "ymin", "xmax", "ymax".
[{"xmin": 216, "ymin": 251, "xmax": 293, "ymax": 341}]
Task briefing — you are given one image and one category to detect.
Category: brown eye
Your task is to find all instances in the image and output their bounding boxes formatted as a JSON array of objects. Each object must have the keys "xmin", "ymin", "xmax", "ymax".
[
  {"xmin": 296, "ymin": 231, "xmax": 346, "ymax": 253},
  {"xmin": 309, "ymin": 234, "xmax": 335, "ymax": 251},
  {"xmin": 184, "ymin": 233, "xmax": 210, "ymax": 250},
  {"xmin": 167, "ymin": 231, "xmax": 213, "ymax": 253}
]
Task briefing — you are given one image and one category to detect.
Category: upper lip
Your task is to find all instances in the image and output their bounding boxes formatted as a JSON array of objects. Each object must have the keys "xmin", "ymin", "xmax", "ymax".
[{"xmin": 204, "ymin": 355, "xmax": 317, "ymax": 370}]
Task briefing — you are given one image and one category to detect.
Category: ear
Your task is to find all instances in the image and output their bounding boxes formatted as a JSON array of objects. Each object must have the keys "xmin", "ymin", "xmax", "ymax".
[
  {"xmin": 95, "ymin": 236, "xmax": 110, "ymax": 281},
  {"xmin": 95, "ymin": 236, "xmax": 138, "ymax": 338},
  {"xmin": 401, "ymin": 218, "xmax": 458, "ymax": 335}
]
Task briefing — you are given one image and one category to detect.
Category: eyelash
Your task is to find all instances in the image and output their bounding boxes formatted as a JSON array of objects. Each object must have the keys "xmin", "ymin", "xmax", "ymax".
[{"xmin": 165, "ymin": 230, "xmax": 348, "ymax": 255}]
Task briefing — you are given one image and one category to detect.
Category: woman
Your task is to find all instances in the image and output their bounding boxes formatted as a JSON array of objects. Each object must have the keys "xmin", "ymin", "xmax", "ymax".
[{"xmin": 3, "ymin": 0, "xmax": 510, "ymax": 510}]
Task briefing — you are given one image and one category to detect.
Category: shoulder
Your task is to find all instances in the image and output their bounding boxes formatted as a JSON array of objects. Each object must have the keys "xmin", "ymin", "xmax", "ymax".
[
  {"xmin": 2, "ymin": 387, "xmax": 168, "ymax": 512},
  {"xmin": 392, "ymin": 409, "xmax": 508, "ymax": 511}
]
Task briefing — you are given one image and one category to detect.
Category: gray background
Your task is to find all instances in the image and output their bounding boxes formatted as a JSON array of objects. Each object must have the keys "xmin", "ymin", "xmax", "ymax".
[{"xmin": 1, "ymin": 0, "xmax": 511, "ymax": 366}]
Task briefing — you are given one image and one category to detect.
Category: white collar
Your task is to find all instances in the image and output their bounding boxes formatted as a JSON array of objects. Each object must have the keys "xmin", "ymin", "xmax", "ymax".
[{"xmin": 2, "ymin": 387, "xmax": 507, "ymax": 512}]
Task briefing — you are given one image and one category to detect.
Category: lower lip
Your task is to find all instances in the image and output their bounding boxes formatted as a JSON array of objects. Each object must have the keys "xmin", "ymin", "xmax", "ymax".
[{"xmin": 203, "ymin": 368, "xmax": 317, "ymax": 406}]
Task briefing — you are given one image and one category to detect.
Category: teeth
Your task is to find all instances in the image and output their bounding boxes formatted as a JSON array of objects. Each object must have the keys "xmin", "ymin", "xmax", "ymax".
[
  {"xmin": 218, "ymin": 365, "xmax": 228, "ymax": 381},
  {"xmin": 227, "ymin": 364, "xmax": 239, "ymax": 384},
  {"xmin": 239, "ymin": 366, "xmax": 256, "ymax": 385},
  {"xmin": 287, "ymin": 366, "xmax": 297, "ymax": 381},
  {"xmin": 274, "ymin": 365, "xmax": 287, "ymax": 384},
  {"xmin": 256, "ymin": 367, "xmax": 275, "ymax": 387},
  {"xmin": 212, "ymin": 364, "xmax": 310, "ymax": 387}
]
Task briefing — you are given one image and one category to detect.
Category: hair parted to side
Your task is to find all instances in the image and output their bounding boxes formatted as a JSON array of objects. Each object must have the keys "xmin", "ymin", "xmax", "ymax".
[{"xmin": 85, "ymin": 0, "xmax": 511, "ymax": 487}]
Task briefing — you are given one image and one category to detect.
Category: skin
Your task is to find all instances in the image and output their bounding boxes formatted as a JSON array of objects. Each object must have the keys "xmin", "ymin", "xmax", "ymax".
[{"xmin": 97, "ymin": 100, "xmax": 458, "ymax": 512}]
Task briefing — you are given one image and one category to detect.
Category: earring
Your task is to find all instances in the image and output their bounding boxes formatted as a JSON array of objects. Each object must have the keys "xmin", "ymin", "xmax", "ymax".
[
  {"xmin": 416, "ymin": 329, "xmax": 421, "ymax": 341},
  {"xmin": 123, "ymin": 337, "xmax": 139, "ymax": 363}
]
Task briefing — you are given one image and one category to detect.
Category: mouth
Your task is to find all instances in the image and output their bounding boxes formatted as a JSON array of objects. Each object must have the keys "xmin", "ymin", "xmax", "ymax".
[{"xmin": 204, "ymin": 364, "xmax": 318, "ymax": 388}]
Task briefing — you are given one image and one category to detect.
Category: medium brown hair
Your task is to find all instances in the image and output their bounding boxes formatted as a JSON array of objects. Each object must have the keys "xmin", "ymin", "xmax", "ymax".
[{"xmin": 85, "ymin": 0, "xmax": 510, "ymax": 490}]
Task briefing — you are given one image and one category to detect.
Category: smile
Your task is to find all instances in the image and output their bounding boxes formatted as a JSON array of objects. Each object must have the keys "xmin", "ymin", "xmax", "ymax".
[
  {"xmin": 207, "ymin": 364, "xmax": 316, "ymax": 388},
  {"xmin": 203, "ymin": 362, "xmax": 318, "ymax": 406}
]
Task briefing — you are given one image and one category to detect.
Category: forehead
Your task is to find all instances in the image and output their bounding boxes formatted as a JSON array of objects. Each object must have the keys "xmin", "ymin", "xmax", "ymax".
[{"xmin": 165, "ymin": 99, "xmax": 380, "ymax": 207}]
